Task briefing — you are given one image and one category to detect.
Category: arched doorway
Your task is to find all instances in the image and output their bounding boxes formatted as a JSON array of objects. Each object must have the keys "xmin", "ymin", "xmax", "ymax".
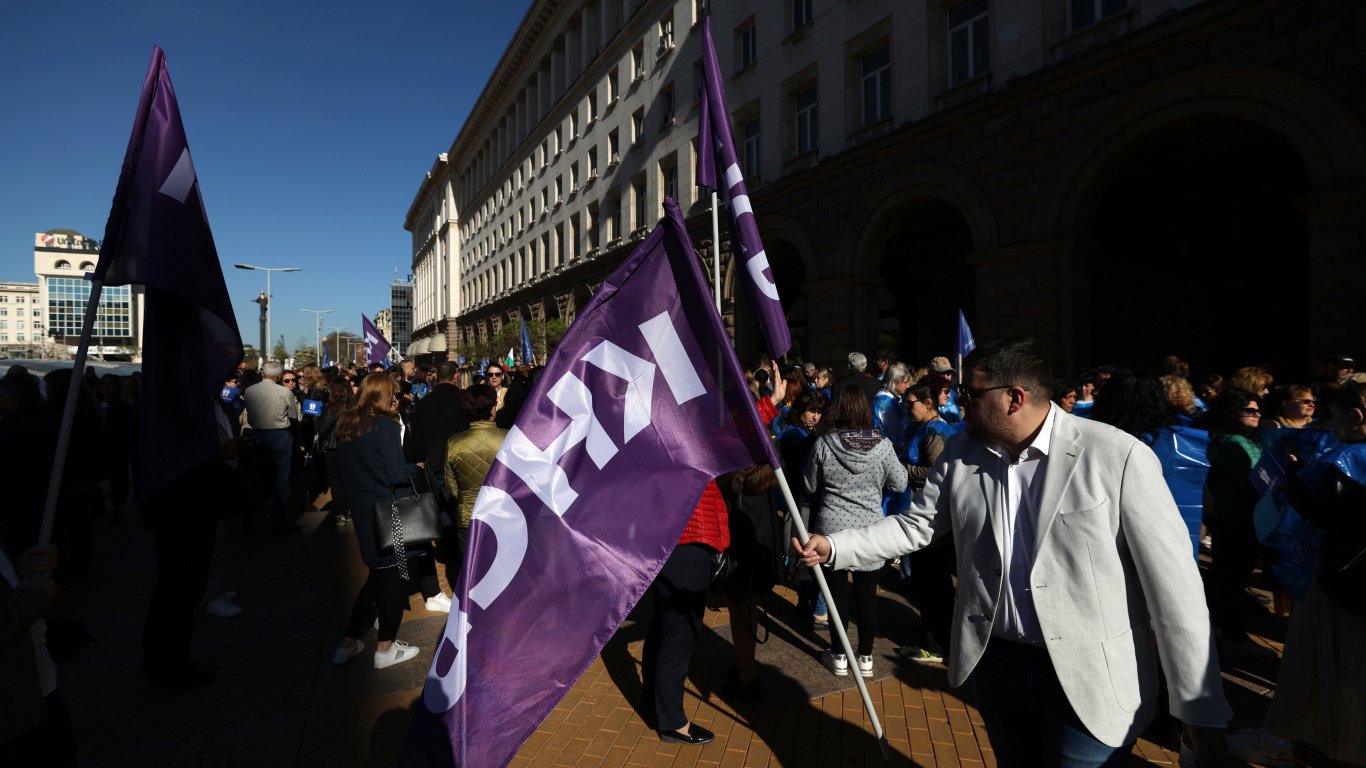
[
  {"xmin": 875, "ymin": 199, "xmax": 976, "ymax": 364},
  {"xmin": 1077, "ymin": 120, "xmax": 1311, "ymax": 378}
]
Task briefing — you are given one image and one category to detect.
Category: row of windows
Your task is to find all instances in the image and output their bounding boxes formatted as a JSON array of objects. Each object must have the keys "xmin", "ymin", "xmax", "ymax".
[
  {"xmin": 47, "ymin": 279, "xmax": 133, "ymax": 337},
  {"xmin": 0, "ymin": 296, "xmax": 30, "ymax": 303}
]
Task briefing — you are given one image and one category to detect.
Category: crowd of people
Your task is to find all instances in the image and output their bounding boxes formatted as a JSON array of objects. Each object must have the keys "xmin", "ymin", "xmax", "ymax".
[{"xmin": 2, "ymin": 339, "xmax": 1361, "ymax": 767}]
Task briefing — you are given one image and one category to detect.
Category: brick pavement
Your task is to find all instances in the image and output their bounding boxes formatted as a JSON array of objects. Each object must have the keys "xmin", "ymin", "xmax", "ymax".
[{"xmin": 52, "ymin": 501, "xmax": 1306, "ymax": 767}]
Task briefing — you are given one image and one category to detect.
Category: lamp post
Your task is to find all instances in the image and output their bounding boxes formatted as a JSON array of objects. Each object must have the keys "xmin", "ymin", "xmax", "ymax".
[
  {"xmin": 234, "ymin": 264, "xmax": 301, "ymax": 362},
  {"xmin": 299, "ymin": 308, "xmax": 334, "ymax": 365}
]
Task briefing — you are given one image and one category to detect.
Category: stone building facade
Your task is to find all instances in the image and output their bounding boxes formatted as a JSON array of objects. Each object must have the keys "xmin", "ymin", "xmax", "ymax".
[{"xmin": 409, "ymin": 0, "xmax": 1366, "ymax": 378}]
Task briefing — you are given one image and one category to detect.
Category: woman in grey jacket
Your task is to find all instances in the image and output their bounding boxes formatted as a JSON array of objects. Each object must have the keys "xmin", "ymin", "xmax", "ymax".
[{"xmin": 804, "ymin": 386, "xmax": 907, "ymax": 679}]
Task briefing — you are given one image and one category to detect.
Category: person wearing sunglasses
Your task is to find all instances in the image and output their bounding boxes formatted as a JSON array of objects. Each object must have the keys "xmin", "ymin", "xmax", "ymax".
[
  {"xmin": 1205, "ymin": 387, "xmax": 1276, "ymax": 662},
  {"xmin": 794, "ymin": 338, "xmax": 1231, "ymax": 767},
  {"xmin": 1268, "ymin": 384, "xmax": 1316, "ymax": 430}
]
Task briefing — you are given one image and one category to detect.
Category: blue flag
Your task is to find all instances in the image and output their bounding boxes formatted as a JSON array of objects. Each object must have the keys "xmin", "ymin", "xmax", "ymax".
[
  {"xmin": 94, "ymin": 46, "xmax": 242, "ymax": 500},
  {"xmin": 321, "ymin": 342, "xmax": 331, "ymax": 369},
  {"xmin": 519, "ymin": 314, "xmax": 535, "ymax": 366},
  {"xmin": 956, "ymin": 309, "xmax": 976, "ymax": 378}
]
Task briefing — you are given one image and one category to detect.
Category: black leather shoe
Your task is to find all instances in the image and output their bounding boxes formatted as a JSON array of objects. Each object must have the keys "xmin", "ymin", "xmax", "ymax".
[{"xmin": 658, "ymin": 724, "xmax": 714, "ymax": 745}]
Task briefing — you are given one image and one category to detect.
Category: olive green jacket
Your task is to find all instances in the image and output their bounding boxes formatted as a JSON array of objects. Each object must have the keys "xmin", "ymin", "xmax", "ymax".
[{"xmin": 444, "ymin": 421, "xmax": 509, "ymax": 527}]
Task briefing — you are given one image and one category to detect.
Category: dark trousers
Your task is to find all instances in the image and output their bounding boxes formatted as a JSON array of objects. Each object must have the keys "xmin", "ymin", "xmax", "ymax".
[
  {"xmin": 1206, "ymin": 514, "xmax": 1259, "ymax": 639},
  {"xmin": 825, "ymin": 568, "xmax": 880, "ymax": 656},
  {"xmin": 909, "ymin": 536, "xmax": 956, "ymax": 650},
  {"xmin": 641, "ymin": 544, "xmax": 709, "ymax": 732},
  {"xmin": 973, "ymin": 640, "xmax": 1129, "ymax": 767},
  {"xmin": 142, "ymin": 490, "xmax": 217, "ymax": 673},
  {"xmin": 344, "ymin": 566, "xmax": 407, "ymax": 643},
  {"xmin": 248, "ymin": 429, "xmax": 293, "ymax": 529}
]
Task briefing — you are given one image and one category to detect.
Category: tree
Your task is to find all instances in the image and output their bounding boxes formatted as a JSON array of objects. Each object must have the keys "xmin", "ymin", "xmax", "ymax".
[
  {"xmin": 271, "ymin": 335, "xmax": 287, "ymax": 364},
  {"xmin": 455, "ymin": 317, "xmax": 570, "ymax": 367},
  {"xmin": 292, "ymin": 334, "xmax": 318, "ymax": 366}
]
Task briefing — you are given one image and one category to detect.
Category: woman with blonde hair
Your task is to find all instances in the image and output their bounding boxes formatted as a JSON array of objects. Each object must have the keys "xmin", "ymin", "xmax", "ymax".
[
  {"xmin": 1160, "ymin": 374, "xmax": 1201, "ymax": 425},
  {"xmin": 331, "ymin": 374, "xmax": 423, "ymax": 669}
]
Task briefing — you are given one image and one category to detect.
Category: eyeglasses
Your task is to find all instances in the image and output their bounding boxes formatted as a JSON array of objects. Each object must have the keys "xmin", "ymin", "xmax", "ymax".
[
  {"xmin": 956, "ymin": 384, "xmax": 1019, "ymax": 403},
  {"xmin": 282, "ymin": 377, "xmax": 297, "ymax": 383},
  {"xmin": 1240, "ymin": 408, "xmax": 1261, "ymax": 417},
  {"xmin": 487, "ymin": 371, "xmax": 504, "ymax": 378},
  {"xmin": 1293, "ymin": 399, "xmax": 1316, "ymax": 406}
]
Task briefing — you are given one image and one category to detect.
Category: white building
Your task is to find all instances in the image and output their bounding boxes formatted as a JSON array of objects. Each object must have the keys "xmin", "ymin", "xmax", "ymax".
[
  {"xmin": 0, "ymin": 281, "xmax": 42, "ymax": 359},
  {"xmin": 34, "ymin": 230, "xmax": 145, "ymax": 360},
  {"xmin": 406, "ymin": 0, "xmax": 1366, "ymax": 372}
]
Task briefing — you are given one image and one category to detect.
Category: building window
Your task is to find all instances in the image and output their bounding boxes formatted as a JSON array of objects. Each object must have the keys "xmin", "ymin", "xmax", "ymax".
[
  {"xmin": 659, "ymin": 16, "xmax": 675, "ymax": 51},
  {"xmin": 632, "ymin": 44, "xmax": 645, "ymax": 81},
  {"xmin": 633, "ymin": 180, "xmax": 647, "ymax": 230},
  {"xmin": 16, "ymin": 334, "xmax": 23, "ymax": 342},
  {"xmin": 1069, "ymin": 0, "xmax": 1125, "ymax": 31},
  {"xmin": 660, "ymin": 83, "xmax": 675, "ymax": 128},
  {"xmin": 662, "ymin": 161, "xmax": 679, "ymax": 204},
  {"xmin": 588, "ymin": 206, "xmax": 600, "ymax": 249},
  {"xmin": 16, "ymin": 321, "xmax": 24, "ymax": 330},
  {"xmin": 794, "ymin": 86, "xmax": 818, "ymax": 155},
  {"xmin": 632, "ymin": 108, "xmax": 645, "ymax": 144},
  {"xmin": 588, "ymin": 148, "xmax": 599, "ymax": 178},
  {"xmin": 588, "ymin": 90, "xmax": 598, "ymax": 122},
  {"xmin": 861, "ymin": 45, "xmax": 891, "ymax": 125},
  {"xmin": 14, "ymin": 297, "xmax": 22, "ymax": 303},
  {"xmin": 0, "ymin": 309, "xmax": 6, "ymax": 316},
  {"xmin": 555, "ymin": 175, "xmax": 563, "ymax": 202},
  {"xmin": 55, "ymin": 260, "xmax": 71, "ymax": 269},
  {"xmin": 608, "ymin": 68, "xmax": 619, "ymax": 103},
  {"xmin": 568, "ymin": 110, "xmax": 578, "ymax": 141},
  {"xmin": 737, "ymin": 22, "xmax": 757, "ymax": 70},
  {"xmin": 0, "ymin": 297, "xmax": 8, "ymax": 303},
  {"xmin": 608, "ymin": 194, "xmax": 622, "ymax": 241},
  {"xmin": 949, "ymin": 0, "xmax": 990, "ymax": 86},
  {"xmin": 791, "ymin": 0, "xmax": 813, "ymax": 31},
  {"xmin": 743, "ymin": 119, "xmax": 761, "ymax": 179},
  {"xmin": 570, "ymin": 162, "xmax": 579, "ymax": 193},
  {"xmin": 609, "ymin": 129, "xmax": 620, "ymax": 162}
]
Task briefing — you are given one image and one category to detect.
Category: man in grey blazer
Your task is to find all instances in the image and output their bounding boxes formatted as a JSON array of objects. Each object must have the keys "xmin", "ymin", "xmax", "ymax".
[{"xmin": 795, "ymin": 339, "xmax": 1231, "ymax": 767}]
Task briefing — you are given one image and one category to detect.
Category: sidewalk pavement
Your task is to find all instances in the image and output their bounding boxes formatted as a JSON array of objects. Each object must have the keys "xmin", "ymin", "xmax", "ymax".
[{"xmin": 53, "ymin": 502, "xmax": 1294, "ymax": 767}]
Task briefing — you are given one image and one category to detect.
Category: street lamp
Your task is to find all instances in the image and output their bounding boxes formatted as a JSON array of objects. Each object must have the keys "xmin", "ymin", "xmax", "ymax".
[
  {"xmin": 234, "ymin": 264, "xmax": 301, "ymax": 362},
  {"xmin": 299, "ymin": 308, "xmax": 334, "ymax": 365}
]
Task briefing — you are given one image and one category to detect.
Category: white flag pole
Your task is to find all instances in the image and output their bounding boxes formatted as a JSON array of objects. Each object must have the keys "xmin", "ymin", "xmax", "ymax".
[
  {"xmin": 773, "ymin": 465, "xmax": 891, "ymax": 761},
  {"xmin": 39, "ymin": 278, "xmax": 105, "ymax": 547}
]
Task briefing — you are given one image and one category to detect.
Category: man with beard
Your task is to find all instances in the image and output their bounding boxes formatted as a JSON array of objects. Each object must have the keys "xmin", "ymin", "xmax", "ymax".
[{"xmin": 794, "ymin": 338, "xmax": 1231, "ymax": 767}]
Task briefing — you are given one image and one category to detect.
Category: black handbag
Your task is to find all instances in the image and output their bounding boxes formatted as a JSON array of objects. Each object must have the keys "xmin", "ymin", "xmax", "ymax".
[{"xmin": 373, "ymin": 478, "xmax": 442, "ymax": 580}]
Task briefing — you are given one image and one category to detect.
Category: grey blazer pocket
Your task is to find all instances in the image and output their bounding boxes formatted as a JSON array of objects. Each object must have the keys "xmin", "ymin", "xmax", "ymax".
[
  {"xmin": 1100, "ymin": 627, "xmax": 1142, "ymax": 713},
  {"xmin": 1063, "ymin": 498, "xmax": 1110, "ymax": 518}
]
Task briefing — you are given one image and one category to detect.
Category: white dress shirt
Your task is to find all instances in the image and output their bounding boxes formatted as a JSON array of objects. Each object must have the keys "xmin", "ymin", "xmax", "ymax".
[{"xmin": 986, "ymin": 402, "xmax": 1058, "ymax": 645}]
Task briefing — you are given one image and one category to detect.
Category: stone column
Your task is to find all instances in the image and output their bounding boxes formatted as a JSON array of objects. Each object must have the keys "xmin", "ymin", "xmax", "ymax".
[{"xmin": 1299, "ymin": 184, "xmax": 1366, "ymax": 363}]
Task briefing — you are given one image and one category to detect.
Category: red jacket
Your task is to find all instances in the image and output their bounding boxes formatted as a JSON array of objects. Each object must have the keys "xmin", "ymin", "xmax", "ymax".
[{"xmin": 679, "ymin": 479, "xmax": 729, "ymax": 551}]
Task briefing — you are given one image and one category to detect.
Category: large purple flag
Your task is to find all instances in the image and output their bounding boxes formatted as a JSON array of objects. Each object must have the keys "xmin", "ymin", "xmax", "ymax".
[
  {"xmin": 695, "ymin": 16, "xmax": 791, "ymax": 359},
  {"xmin": 95, "ymin": 46, "xmax": 242, "ymax": 500},
  {"xmin": 361, "ymin": 313, "xmax": 392, "ymax": 365},
  {"xmin": 401, "ymin": 199, "xmax": 776, "ymax": 767}
]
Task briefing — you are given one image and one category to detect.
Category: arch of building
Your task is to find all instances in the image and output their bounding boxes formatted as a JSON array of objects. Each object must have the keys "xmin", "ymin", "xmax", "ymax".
[
  {"xmin": 1033, "ymin": 65, "xmax": 1366, "ymax": 374},
  {"xmin": 828, "ymin": 163, "xmax": 997, "ymax": 365}
]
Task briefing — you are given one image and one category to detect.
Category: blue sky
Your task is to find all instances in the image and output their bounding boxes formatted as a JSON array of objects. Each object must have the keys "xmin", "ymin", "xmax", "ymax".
[{"xmin": 0, "ymin": 0, "xmax": 530, "ymax": 351}]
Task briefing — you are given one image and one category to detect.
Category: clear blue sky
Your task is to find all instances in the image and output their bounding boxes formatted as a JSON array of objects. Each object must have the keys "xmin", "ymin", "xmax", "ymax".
[{"xmin": 0, "ymin": 0, "xmax": 529, "ymax": 352}]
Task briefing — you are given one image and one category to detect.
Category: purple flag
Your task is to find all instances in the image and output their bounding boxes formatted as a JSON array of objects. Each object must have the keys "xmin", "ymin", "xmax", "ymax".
[
  {"xmin": 95, "ymin": 46, "xmax": 242, "ymax": 500},
  {"xmin": 362, "ymin": 313, "xmax": 392, "ymax": 365},
  {"xmin": 401, "ymin": 199, "xmax": 776, "ymax": 767},
  {"xmin": 695, "ymin": 16, "xmax": 791, "ymax": 359}
]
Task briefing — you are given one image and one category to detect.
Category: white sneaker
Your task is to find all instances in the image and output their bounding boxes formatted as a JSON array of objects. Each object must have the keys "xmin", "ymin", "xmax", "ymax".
[
  {"xmin": 1226, "ymin": 728, "xmax": 1294, "ymax": 767},
  {"xmin": 856, "ymin": 655, "xmax": 874, "ymax": 678},
  {"xmin": 821, "ymin": 649, "xmax": 848, "ymax": 676},
  {"xmin": 424, "ymin": 593, "xmax": 452, "ymax": 613},
  {"xmin": 332, "ymin": 641, "xmax": 364, "ymax": 665},
  {"xmin": 374, "ymin": 640, "xmax": 420, "ymax": 669},
  {"xmin": 205, "ymin": 596, "xmax": 242, "ymax": 618}
]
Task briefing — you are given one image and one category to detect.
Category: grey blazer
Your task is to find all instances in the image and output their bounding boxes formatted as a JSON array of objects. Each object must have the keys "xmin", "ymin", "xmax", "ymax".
[{"xmin": 827, "ymin": 407, "xmax": 1231, "ymax": 747}]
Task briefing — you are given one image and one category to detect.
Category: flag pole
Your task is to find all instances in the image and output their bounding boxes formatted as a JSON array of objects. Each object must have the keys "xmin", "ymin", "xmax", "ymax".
[
  {"xmin": 39, "ymin": 278, "xmax": 105, "ymax": 546},
  {"xmin": 773, "ymin": 465, "xmax": 891, "ymax": 761},
  {"xmin": 710, "ymin": 191, "xmax": 722, "ymax": 313}
]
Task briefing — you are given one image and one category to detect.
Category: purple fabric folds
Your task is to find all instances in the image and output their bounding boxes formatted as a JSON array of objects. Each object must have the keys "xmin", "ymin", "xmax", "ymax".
[
  {"xmin": 401, "ymin": 199, "xmax": 776, "ymax": 767},
  {"xmin": 695, "ymin": 16, "xmax": 791, "ymax": 359},
  {"xmin": 94, "ymin": 46, "xmax": 242, "ymax": 500},
  {"xmin": 362, "ymin": 313, "xmax": 392, "ymax": 365}
]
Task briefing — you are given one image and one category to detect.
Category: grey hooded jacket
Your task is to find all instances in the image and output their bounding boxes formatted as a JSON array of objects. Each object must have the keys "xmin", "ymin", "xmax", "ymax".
[{"xmin": 804, "ymin": 428, "xmax": 908, "ymax": 571}]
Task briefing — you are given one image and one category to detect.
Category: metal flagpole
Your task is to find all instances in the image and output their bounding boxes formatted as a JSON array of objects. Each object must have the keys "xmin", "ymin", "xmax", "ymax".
[
  {"xmin": 773, "ymin": 465, "xmax": 891, "ymax": 761},
  {"xmin": 710, "ymin": 190, "xmax": 722, "ymax": 312},
  {"xmin": 39, "ymin": 278, "xmax": 105, "ymax": 546}
]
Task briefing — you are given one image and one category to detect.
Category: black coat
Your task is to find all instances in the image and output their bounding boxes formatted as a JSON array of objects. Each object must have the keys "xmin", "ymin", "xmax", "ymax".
[{"xmin": 407, "ymin": 383, "xmax": 470, "ymax": 467}]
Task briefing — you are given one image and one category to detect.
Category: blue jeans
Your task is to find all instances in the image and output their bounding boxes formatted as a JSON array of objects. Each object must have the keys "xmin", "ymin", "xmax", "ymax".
[{"xmin": 971, "ymin": 640, "xmax": 1130, "ymax": 767}]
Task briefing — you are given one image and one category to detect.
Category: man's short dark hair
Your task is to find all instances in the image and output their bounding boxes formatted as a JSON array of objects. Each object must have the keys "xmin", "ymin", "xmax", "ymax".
[
  {"xmin": 437, "ymin": 361, "xmax": 459, "ymax": 382},
  {"xmin": 963, "ymin": 338, "xmax": 1053, "ymax": 399}
]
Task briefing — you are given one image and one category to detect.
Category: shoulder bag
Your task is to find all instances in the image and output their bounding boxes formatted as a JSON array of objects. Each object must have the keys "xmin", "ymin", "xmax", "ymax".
[{"xmin": 374, "ymin": 475, "xmax": 442, "ymax": 580}]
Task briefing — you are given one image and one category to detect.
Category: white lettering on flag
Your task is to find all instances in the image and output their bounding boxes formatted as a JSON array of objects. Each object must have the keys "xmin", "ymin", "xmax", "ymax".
[
  {"xmin": 426, "ymin": 310, "xmax": 710, "ymax": 714},
  {"xmin": 158, "ymin": 148, "xmax": 196, "ymax": 204},
  {"xmin": 745, "ymin": 250, "xmax": 780, "ymax": 299}
]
